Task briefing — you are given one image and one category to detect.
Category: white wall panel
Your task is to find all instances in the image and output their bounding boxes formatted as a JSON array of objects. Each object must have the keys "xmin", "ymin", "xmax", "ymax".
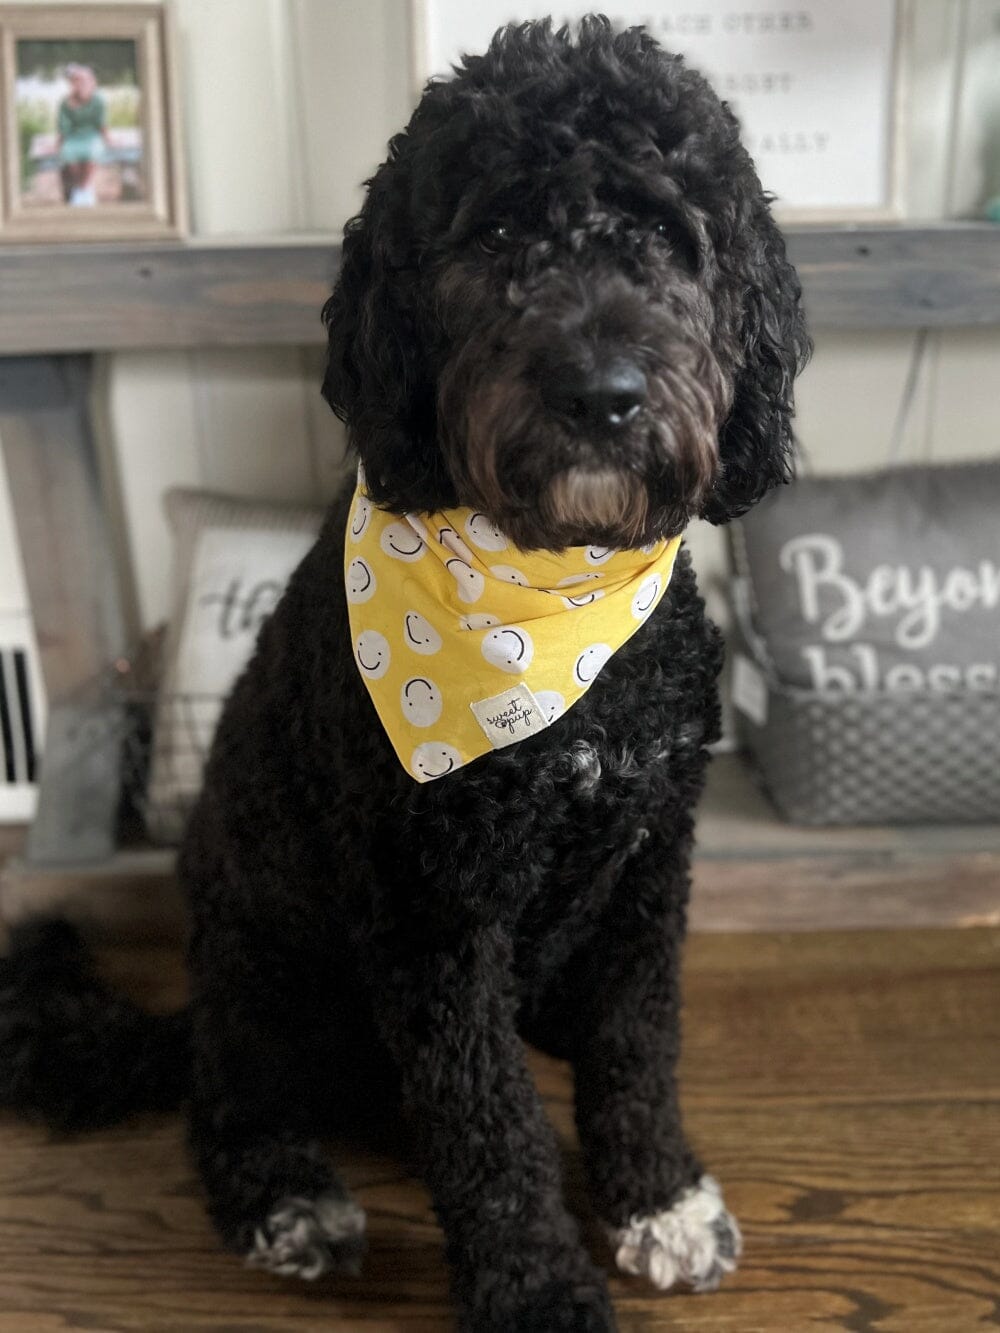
[
  {"xmin": 901, "ymin": 0, "xmax": 963, "ymax": 218},
  {"xmin": 947, "ymin": 0, "xmax": 1000, "ymax": 216},
  {"xmin": 174, "ymin": 0, "xmax": 304, "ymax": 235},
  {"xmin": 188, "ymin": 348, "xmax": 318, "ymax": 500},
  {"xmin": 794, "ymin": 332, "xmax": 931, "ymax": 472},
  {"xmin": 107, "ymin": 353, "xmax": 201, "ymax": 627},
  {"xmin": 290, "ymin": 0, "xmax": 416, "ymax": 230},
  {"xmin": 929, "ymin": 330, "xmax": 1000, "ymax": 456}
]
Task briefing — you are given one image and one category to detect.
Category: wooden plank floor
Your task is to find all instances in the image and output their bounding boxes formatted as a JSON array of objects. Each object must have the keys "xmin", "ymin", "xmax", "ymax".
[{"xmin": 0, "ymin": 928, "xmax": 997, "ymax": 1332}]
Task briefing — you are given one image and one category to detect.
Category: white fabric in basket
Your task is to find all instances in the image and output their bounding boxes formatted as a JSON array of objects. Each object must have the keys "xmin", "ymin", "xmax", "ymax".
[{"xmin": 145, "ymin": 489, "xmax": 323, "ymax": 843}]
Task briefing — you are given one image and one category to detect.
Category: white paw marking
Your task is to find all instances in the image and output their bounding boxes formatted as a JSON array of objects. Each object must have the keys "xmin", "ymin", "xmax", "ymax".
[
  {"xmin": 609, "ymin": 1176, "xmax": 741, "ymax": 1294},
  {"xmin": 246, "ymin": 1194, "xmax": 366, "ymax": 1281}
]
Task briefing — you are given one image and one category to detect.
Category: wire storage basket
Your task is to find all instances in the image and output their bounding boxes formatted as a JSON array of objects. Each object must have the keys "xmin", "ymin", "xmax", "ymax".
[
  {"xmin": 730, "ymin": 600, "xmax": 1000, "ymax": 827},
  {"xmin": 57, "ymin": 640, "xmax": 217, "ymax": 851},
  {"xmin": 126, "ymin": 689, "xmax": 218, "ymax": 845}
]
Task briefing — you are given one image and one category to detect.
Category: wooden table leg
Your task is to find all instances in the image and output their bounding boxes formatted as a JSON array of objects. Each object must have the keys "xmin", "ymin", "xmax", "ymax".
[{"xmin": 0, "ymin": 354, "xmax": 131, "ymax": 865}]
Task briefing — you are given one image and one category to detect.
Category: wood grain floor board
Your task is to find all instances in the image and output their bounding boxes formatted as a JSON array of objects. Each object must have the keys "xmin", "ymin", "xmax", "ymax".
[{"xmin": 0, "ymin": 929, "xmax": 997, "ymax": 1332}]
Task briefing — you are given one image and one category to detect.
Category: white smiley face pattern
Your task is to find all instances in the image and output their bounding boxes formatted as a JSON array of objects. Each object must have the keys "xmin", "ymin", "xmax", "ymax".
[
  {"xmin": 489, "ymin": 564, "xmax": 529, "ymax": 587},
  {"xmin": 437, "ymin": 527, "xmax": 476, "ymax": 563},
  {"xmin": 380, "ymin": 522, "xmax": 426, "ymax": 562},
  {"xmin": 401, "ymin": 676, "xmax": 443, "ymax": 727},
  {"xmin": 573, "ymin": 642, "xmax": 614, "ymax": 686},
  {"xmin": 344, "ymin": 481, "xmax": 682, "ymax": 781},
  {"xmin": 533, "ymin": 690, "xmax": 566, "ymax": 724},
  {"xmin": 355, "ymin": 629, "xmax": 391, "ymax": 680},
  {"xmin": 585, "ymin": 545, "xmax": 617, "ymax": 566},
  {"xmin": 631, "ymin": 573, "xmax": 662, "ymax": 620},
  {"xmin": 349, "ymin": 493, "xmax": 372, "ymax": 542},
  {"xmin": 411, "ymin": 742, "xmax": 463, "ymax": 780},
  {"xmin": 481, "ymin": 626, "xmax": 534, "ymax": 674},
  {"xmin": 562, "ymin": 588, "xmax": 605, "ymax": 609},
  {"xmin": 403, "ymin": 610, "xmax": 442, "ymax": 655},
  {"xmin": 557, "ymin": 572, "xmax": 601, "ymax": 587},
  {"xmin": 446, "ymin": 557, "xmax": 486, "ymax": 604},
  {"xmin": 346, "ymin": 557, "xmax": 376, "ymax": 604},
  {"xmin": 464, "ymin": 512, "xmax": 508, "ymax": 551}
]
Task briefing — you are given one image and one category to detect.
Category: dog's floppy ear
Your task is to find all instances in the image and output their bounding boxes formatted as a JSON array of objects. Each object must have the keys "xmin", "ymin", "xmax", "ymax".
[
  {"xmin": 322, "ymin": 157, "xmax": 452, "ymax": 512},
  {"xmin": 701, "ymin": 205, "xmax": 811, "ymax": 524}
]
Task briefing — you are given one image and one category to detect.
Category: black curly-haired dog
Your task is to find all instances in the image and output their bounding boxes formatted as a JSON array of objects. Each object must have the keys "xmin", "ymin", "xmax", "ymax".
[{"xmin": 0, "ymin": 18, "xmax": 808, "ymax": 1331}]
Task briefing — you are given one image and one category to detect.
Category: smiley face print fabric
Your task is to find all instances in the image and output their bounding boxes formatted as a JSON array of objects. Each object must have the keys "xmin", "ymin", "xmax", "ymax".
[{"xmin": 345, "ymin": 480, "xmax": 683, "ymax": 782}]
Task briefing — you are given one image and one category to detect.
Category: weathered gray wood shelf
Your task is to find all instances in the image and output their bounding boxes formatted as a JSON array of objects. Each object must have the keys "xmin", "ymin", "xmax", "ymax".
[
  {"xmin": 787, "ymin": 224, "xmax": 1000, "ymax": 329},
  {"xmin": 0, "ymin": 240, "xmax": 338, "ymax": 354},
  {"xmin": 1, "ymin": 224, "xmax": 999, "ymax": 355}
]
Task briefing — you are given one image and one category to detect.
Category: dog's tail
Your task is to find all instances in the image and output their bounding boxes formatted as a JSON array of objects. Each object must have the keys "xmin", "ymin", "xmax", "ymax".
[{"xmin": 0, "ymin": 918, "xmax": 191, "ymax": 1131}]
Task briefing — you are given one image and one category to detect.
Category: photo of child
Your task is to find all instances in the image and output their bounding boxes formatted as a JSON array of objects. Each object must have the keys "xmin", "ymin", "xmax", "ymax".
[{"xmin": 15, "ymin": 39, "xmax": 143, "ymax": 208}]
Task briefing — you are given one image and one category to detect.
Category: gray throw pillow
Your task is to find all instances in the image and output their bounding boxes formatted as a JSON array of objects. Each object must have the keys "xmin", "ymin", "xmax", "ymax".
[{"xmin": 730, "ymin": 460, "xmax": 1000, "ymax": 694}]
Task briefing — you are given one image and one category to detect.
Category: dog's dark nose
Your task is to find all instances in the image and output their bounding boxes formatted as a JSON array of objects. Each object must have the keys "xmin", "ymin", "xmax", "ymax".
[{"xmin": 544, "ymin": 360, "xmax": 647, "ymax": 431}]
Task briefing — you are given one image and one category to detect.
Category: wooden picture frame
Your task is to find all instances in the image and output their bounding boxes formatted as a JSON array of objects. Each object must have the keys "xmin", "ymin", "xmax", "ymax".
[
  {"xmin": 409, "ymin": 0, "xmax": 908, "ymax": 224},
  {"xmin": 0, "ymin": 2, "xmax": 185, "ymax": 242}
]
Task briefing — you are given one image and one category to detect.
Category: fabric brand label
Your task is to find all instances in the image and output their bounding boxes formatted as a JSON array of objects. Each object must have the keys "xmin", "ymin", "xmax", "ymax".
[{"xmin": 470, "ymin": 683, "xmax": 549, "ymax": 749}]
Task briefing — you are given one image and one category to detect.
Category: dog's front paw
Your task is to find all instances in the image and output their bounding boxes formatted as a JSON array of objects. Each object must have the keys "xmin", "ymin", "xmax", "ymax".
[
  {"xmin": 245, "ymin": 1192, "xmax": 366, "ymax": 1280},
  {"xmin": 608, "ymin": 1175, "xmax": 741, "ymax": 1293}
]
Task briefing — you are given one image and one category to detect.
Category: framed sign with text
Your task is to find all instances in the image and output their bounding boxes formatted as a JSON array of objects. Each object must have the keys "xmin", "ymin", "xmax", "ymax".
[{"xmin": 410, "ymin": 0, "xmax": 905, "ymax": 221}]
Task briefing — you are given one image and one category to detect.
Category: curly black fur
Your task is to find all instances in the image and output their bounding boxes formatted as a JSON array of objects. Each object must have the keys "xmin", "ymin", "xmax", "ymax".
[
  {"xmin": 0, "ymin": 919, "xmax": 189, "ymax": 1130},
  {"xmin": 1, "ymin": 18, "xmax": 807, "ymax": 1331}
]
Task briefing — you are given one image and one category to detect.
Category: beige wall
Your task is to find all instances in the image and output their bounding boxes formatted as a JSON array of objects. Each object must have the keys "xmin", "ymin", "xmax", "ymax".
[{"xmin": 84, "ymin": 0, "xmax": 1000, "ymax": 628}]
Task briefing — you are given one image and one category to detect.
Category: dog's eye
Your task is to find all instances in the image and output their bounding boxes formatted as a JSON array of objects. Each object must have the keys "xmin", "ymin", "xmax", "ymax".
[
  {"xmin": 478, "ymin": 224, "xmax": 514, "ymax": 255},
  {"xmin": 651, "ymin": 221, "xmax": 699, "ymax": 272}
]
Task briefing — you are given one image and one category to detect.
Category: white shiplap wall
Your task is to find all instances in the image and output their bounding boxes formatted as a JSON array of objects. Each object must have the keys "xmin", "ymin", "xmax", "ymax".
[{"xmin": 92, "ymin": 0, "xmax": 1000, "ymax": 627}]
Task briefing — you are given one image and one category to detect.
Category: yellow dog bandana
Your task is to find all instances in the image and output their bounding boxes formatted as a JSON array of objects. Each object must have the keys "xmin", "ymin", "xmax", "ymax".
[{"xmin": 345, "ymin": 482, "xmax": 682, "ymax": 782}]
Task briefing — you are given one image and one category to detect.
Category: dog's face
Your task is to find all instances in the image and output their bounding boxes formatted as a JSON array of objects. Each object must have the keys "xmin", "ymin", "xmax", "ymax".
[
  {"xmin": 432, "ymin": 164, "xmax": 729, "ymax": 551},
  {"xmin": 323, "ymin": 18, "xmax": 810, "ymax": 550}
]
